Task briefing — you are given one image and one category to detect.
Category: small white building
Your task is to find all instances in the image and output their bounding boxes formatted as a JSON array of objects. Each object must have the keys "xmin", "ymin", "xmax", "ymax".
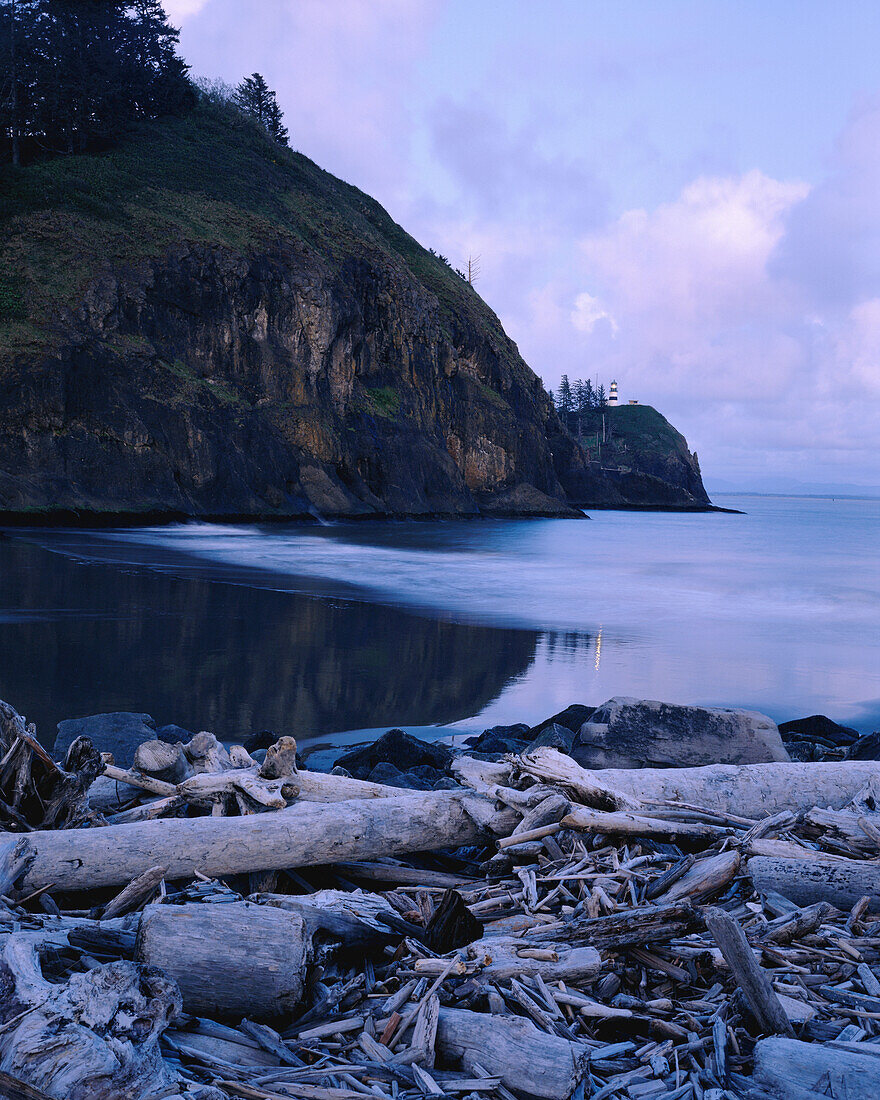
[{"xmin": 608, "ymin": 380, "xmax": 618, "ymax": 405}]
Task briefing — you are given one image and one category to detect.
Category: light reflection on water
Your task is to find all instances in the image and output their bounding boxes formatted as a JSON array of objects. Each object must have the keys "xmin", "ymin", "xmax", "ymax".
[{"xmin": 1, "ymin": 493, "xmax": 879, "ymax": 744}]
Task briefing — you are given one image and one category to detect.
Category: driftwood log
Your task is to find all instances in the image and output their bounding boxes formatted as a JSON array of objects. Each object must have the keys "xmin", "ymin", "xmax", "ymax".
[
  {"xmin": 0, "ymin": 931, "xmax": 215, "ymax": 1099},
  {"xmin": 18, "ymin": 791, "xmax": 514, "ymax": 892},
  {"xmin": 136, "ymin": 902, "xmax": 309, "ymax": 1018},
  {"xmin": 748, "ymin": 854, "xmax": 880, "ymax": 910},
  {"xmin": 753, "ymin": 1036, "xmax": 880, "ymax": 1099},
  {"xmin": 507, "ymin": 748, "xmax": 880, "ymax": 817},
  {"xmin": 436, "ymin": 1007, "xmax": 590, "ymax": 1100}
]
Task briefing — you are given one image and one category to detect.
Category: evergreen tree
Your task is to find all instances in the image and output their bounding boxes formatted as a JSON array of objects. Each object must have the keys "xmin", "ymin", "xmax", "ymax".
[
  {"xmin": 0, "ymin": 0, "xmax": 192, "ymax": 163},
  {"xmin": 583, "ymin": 378, "xmax": 595, "ymax": 409},
  {"xmin": 572, "ymin": 379, "xmax": 585, "ymax": 413},
  {"xmin": 235, "ymin": 72, "xmax": 288, "ymax": 145},
  {"xmin": 558, "ymin": 374, "xmax": 573, "ymax": 414},
  {"xmin": 596, "ymin": 383, "xmax": 607, "ymax": 407}
]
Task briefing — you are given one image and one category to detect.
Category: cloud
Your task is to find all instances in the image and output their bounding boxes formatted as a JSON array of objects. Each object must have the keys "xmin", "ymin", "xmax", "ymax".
[
  {"xmin": 163, "ymin": 0, "xmax": 211, "ymax": 22},
  {"xmin": 571, "ymin": 292, "xmax": 617, "ymax": 335}
]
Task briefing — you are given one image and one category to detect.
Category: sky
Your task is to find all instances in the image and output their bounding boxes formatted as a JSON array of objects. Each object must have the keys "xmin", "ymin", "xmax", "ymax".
[{"xmin": 164, "ymin": 0, "xmax": 880, "ymax": 492}]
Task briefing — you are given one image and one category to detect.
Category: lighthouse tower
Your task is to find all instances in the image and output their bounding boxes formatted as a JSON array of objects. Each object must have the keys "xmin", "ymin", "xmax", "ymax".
[{"xmin": 608, "ymin": 380, "xmax": 619, "ymax": 406}]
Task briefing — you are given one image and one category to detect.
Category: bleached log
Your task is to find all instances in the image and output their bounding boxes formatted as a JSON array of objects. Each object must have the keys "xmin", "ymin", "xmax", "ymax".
[
  {"xmin": 546, "ymin": 752, "xmax": 880, "ymax": 817},
  {"xmin": 705, "ymin": 907, "xmax": 793, "ymax": 1037},
  {"xmin": 748, "ymin": 855, "xmax": 880, "ymax": 911},
  {"xmin": 436, "ymin": 1007, "xmax": 590, "ymax": 1100},
  {"xmin": 0, "ymin": 931, "xmax": 213, "ymax": 1099},
  {"xmin": 18, "ymin": 791, "xmax": 514, "ymax": 893},
  {"xmin": 257, "ymin": 888, "xmax": 402, "ymax": 946},
  {"xmin": 661, "ymin": 849, "xmax": 741, "ymax": 902},
  {"xmin": 754, "ymin": 1036, "xmax": 880, "ymax": 1099},
  {"xmin": 514, "ymin": 749, "xmax": 642, "ymax": 810},
  {"xmin": 465, "ymin": 936, "xmax": 602, "ymax": 982},
  {"xmin": 562, "ymin": 805, "xmax": 726, "ymax": 840},
  {"xmin": 136, "ymin": 901, "xmax": 309, "ymax": 1019}
]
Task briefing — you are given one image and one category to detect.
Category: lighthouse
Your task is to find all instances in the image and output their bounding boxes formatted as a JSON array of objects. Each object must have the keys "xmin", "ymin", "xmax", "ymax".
[{"xmin": 608, "ymin": 380, "xmax": 618, "ymax": 406}]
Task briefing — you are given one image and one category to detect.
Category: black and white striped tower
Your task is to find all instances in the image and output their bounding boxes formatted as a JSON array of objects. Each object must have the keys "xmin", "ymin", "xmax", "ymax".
[{"xmin": 609, "ymin": 380, "xmax": 618, "ymax": 405}]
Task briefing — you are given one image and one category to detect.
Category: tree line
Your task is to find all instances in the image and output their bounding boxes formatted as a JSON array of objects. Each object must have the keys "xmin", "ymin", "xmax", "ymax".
[
  {"xmin": 0, "ymin": 1, "xmax": 290, "ymax": 165},
  {"xmin": 549, "ymin": 375, "xmax": 608, "ymax": 413}
]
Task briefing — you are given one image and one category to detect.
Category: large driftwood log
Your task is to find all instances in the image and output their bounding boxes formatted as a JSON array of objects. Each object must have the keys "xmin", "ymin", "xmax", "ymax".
[
  {"xmin": 748, "ymin": 855, "xmax": 880, "ymax": 910},
  {"xmin": 136, "ymin": 902, "xmax": 309, "ymax": 1019},
  {"xmin": 436, "ymin": 1007, "xmax": 590, "ymax": 1100},
  {"xmin": 0, "ymin": 931, "xmax": 215, "ymax": 1099},
  {"xmin": 753, "ymin": 1036, "xmax": 880, "ymax": 1099},
  {"xmin": 523, "ymin": 750, "xmax": 880, "ymax": 817},
  {"xmin": 19, "ymin": 791, "xmax": 514, "ymax": 893}
]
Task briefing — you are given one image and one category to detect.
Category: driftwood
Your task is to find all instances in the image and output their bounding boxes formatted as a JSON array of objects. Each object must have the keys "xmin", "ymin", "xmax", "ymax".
[
  {"xmin": 753, "ymin": 1036, "xmax": 880, "ymax": 1099},
  {"xmin": 0, "ymin": 700, "xmax": 101, "ymax": 830},
  {"xmin": 136, "ymin": 902, "xmax": 309, "ymax": 1018},
  {"xmin": 18, "ymin": 791, "xmax": 513, "ymax": 892},
  {"xmin": 466, "ymin": 936, "xmax": 602, "ymax": 982},
  {"xmin": 436, "ymin": 1007, "xmax": 591, "ymax": 1100},
  {"xmin": 0, "ymin": 931, "xmax": 213, "ymax": 1100},
  {"xmin": 553, "ymin": 753, "xmax": 880, "ymax": 817},
  {"xmin": 705, "ymin": 907, "xmax": 794, "ymax": 1036},
  {"xmin": 748, "ymin": 854, "xmax": 880, "ymax": 910},
  {"xmin": 530, "ymin": 900, "xmax": 698, "ymax": 948},
  {"xmin": 562, "ymin": 804, "xmax": 727, "ymax": 840}
]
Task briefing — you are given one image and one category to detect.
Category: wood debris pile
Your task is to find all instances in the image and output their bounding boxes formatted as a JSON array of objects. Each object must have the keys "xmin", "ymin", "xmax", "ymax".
[{"xmin": 2, "ymin": 699, "xmax": 880, "ymax": 1099}]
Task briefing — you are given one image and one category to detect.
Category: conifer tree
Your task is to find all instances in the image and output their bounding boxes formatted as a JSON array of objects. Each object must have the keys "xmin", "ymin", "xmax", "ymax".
[
  {"xmin": 235, "ymin": 72, "xmax": 288, "ymax": 146},
  {"xmin": 558, "ymin": 375, "xmax": 573, "ymax": 414},
  {"xmin": 596, "ymin": 383, "xmax": 607, "ymax": 407}
]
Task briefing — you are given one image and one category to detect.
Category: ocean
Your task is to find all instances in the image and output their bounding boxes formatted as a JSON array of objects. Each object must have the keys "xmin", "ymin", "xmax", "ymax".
[{"xmin": 1, "ymin": 494, "xmax": 878, "ymax": 749}]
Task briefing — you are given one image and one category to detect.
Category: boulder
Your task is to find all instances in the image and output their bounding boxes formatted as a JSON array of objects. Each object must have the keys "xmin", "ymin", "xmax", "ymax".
[
  {"xmin": 570, "ymin": 697, "xmax": 790, "ymax": 770},
  {"xmin": 335, "ymin": 729, "xmax": 453, "ymax": 780},
  {"xmin": 464, "ymin": 724, "xmax": 531, "ymax": 755},
  {"xmin": 846, "ymin": 732, "xmax": 880, "ymax": 761},
  {"xmin": 530, "ymin": 723, "xmax": 575, "ymax": 753},
  {"xmin": 779, "ymin": 715, "xmax": 860, "ymax": 747},
  {"xmin": 529, "ymin": 705, "xmax": 594, "ymax": 739},
  {"xmin": 155, "ymin": 723, "xmax": 195, "ymax": 744},
  {"xmin": 54, "ymin": 711, "xmax": 157, "ymax": 767}
]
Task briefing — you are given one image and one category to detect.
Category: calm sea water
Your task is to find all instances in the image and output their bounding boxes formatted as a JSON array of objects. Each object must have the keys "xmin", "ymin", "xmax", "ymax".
[{"xmin": 1, "ymin": 494, "xmax": 878, "ymax": 747}]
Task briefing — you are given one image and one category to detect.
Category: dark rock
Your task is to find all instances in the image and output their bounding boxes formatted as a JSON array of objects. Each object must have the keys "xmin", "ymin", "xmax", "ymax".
[
  {"xmin": 433, "ymin": 777, "xmax": 461, "ymax": 790},
  {"xmin": 155, "ymin": 724, "xmax": 194, "ymax": 744},
  {"xmin": 335, "ymin": 729, "xmax": 453, "ymax": 781},
  {"xmin": 785, "ymin": 740, "xmax": 819, "ymax": 763},
  {"xmin": 464, "ymin": 724, "xmax": 530, "ymax": 752},
  {"xmin": 368, "ymin": 762, "xmax": 402, "ymax": 785},
  {"xmin": 54, "ymin": 711, "xmax": 157, "ymax": 768},
  {"xmin": 242, "ymin": 730, "xmax": 282, "ymax": 753},
  {"xmin": 387, "ymin": 772, "xmax": 433, "ymax": 791},
  {"xmin": 570, "ymin": 697, "xmax": 790, "ymax": 770},
  {"xmin": 409, "ymin": 764, "xmax": 442, "ymax": 783},
  {"xmin": 528, "ymin": 705, "xmax": 594, "ymax": 739},
  {"xmin": 330, "ymin": 765, "xmax": 352, "ymax": 778},
  {"xmin": 779, "ymin": 715, "xmax": 860, "ymax": 747},
  {"xmin": 530, "ymin": 722, "xmax": 575, "ymax": 753},
  {"xmin": 846, "ymin": 733, "xmax": 880, "ymax": 761}
]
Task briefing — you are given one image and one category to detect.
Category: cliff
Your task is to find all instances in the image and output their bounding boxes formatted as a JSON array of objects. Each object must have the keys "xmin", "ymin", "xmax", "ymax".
[
  {"xmin": 557, "ymin": 404, "xmax": 710, "ymax": 508},
  {"xmin": 0, "ymin": 100, "xmax": 708, "ymax": 519}
]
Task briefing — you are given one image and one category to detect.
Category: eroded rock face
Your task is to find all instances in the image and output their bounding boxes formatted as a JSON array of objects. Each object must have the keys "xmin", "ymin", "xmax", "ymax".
[
  {"xmin": 0, "ymin": 242, "xmax": 584, "ymax": 520},
  {"xmin": 570, "ymin": 697, "xmax": 790, "ymax": 769}
]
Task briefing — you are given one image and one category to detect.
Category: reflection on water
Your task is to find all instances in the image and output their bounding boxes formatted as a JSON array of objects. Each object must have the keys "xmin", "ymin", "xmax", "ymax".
[
  {"xmin": 1, "ymin": 494, "xmax": 879, "ymax": 745},
  {"xmin": 0, "ymin": 538, "xmax": 538, "ymax": 744}
]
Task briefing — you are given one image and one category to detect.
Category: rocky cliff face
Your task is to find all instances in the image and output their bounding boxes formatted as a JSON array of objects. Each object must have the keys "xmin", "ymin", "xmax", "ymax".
[
  {"xmin": 0, "ymin": 240, "xmax": 578, "ymax": 519},
  {"xmin": 0, "ymin": 102, "xmax": 708, "ymax": 519}
]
